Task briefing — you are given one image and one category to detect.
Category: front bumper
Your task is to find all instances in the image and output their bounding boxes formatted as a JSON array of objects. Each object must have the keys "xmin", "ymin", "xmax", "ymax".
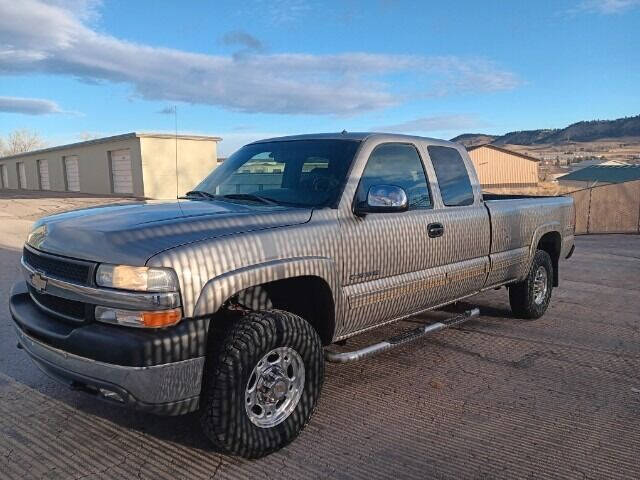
[{"xmin": 10, "ymin": 282, "xmax": 208, "ymax": 415}]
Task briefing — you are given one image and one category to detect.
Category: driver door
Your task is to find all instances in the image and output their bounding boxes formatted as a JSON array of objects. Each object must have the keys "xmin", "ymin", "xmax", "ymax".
[{"xmin": 338, "ymin": 142, "xmax": 445, "ymax": 335}]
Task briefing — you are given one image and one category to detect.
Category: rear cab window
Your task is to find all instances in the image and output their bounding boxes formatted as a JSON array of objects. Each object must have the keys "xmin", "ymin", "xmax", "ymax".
[{"xmin": 427, "ymin": 146, "xmax": 474, "ymax": 207}]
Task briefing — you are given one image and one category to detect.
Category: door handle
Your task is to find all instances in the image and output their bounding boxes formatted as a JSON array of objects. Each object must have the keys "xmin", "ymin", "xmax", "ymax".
[{"xmin": 427, "ymin": 222, "xmax": 444, "ymax": 238}]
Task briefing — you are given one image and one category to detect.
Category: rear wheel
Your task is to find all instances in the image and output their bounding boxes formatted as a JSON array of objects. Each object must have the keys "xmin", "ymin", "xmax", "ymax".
[
  {"xmin": 509, "ymin": 249, "xmax": 553, "ymax": 319},
  {"xmin": 199, "ymin": 309, "xmax": 324, "ymax": 458}
]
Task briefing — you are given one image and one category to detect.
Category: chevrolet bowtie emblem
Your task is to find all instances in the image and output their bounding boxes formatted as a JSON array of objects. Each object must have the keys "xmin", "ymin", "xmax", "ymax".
[{"xmin": 31, "ymin": 271, "xmax": 48, "ymax": 293}]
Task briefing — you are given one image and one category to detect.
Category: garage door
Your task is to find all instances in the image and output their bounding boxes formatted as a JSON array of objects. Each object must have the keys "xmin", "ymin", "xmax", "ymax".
[
  {"xmin": 110, "ymin": 149, "xmax": 133, "ymax": 194},
  {"xmin": 0, "ymin": 165, "xmax": 8, "ymax": 189},
  {"xmin": 64, "ymin": 156, "xmax": 80, "ymax": 192},
  {"xmin": 17, "ymin": 162, "xmax": 26, "ymax": 189},
  {"xmin": 38, "ymin": 160, "xmax": 50, "ymax": 190}
]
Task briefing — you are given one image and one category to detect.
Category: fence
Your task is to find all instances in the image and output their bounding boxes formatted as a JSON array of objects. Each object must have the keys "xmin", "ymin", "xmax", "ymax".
[{"xmin": 569, "ymin": 179, "xmax": 640, "ymax": 234}]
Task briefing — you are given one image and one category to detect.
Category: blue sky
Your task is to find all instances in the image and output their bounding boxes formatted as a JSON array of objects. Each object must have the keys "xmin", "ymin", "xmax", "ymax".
[{"xmin": 1, "ymin": 0, "xmax": 639, "ymax": 155}]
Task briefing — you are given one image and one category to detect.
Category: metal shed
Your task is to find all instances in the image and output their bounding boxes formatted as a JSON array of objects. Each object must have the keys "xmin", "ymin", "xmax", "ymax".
[
  {"xmin": 0, "ymin": 132, "xmax": 221, "ymax": 199},
  {"xmin": 557, "ymin": 165, "xmax": 640, "ymax": 190},
  {"xmin": 466, "ymin": 144, "xmax": 539, "ymax": 188}
]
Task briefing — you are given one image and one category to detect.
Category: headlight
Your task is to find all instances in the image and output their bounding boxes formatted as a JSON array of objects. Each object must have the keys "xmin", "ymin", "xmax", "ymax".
[
  {"xmin": 96, "ymin": 264, "xmax": 179, "ymax": 292},
  {"xmin": 27, "ymin": 224, "xmax": 47, "ymax": 249}
]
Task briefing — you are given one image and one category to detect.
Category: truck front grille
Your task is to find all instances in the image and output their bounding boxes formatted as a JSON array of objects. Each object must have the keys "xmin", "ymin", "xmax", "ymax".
[
  {"xmin": 23, "ymin": 246, "xmax": 94, "ymax": 285},
  {"xmin": 28, "ymin": 285, "xmax": 89, "ymax": 322},
  {"xmin": 23, "ymin": 247, "xmax": 96, "ymax": 324}
]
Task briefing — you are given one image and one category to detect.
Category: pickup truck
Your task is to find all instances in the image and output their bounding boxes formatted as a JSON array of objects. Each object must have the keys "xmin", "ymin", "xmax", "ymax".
[{"xmin": 11, "ymin": 133, "xmax": 575, "ymax": 458}]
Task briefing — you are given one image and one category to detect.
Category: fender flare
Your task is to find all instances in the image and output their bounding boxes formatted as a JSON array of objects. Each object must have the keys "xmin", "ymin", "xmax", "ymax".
[
  {"xmin": 192, "ymin": 256, "xmax": 341, "ymax": 319},
  {"xmin": 528, "ymin": 221, "xmax": 562, "ymax": 260},
  {"xmin": 526, "ymin": 222, "xmax": 562, "ymax": 285}
]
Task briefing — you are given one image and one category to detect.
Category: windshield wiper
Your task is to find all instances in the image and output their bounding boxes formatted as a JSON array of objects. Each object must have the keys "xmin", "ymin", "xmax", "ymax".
[
  {"xmin": 182, "ymin": 190, "xmax": 217, "ymax": 200},
  {"xmin": 219, "ymin": 193, "xmax": 280, "ymax": 205},
  {"xmin": 182, "ymin": 191, "xmax": 280, "ymax": 206}
]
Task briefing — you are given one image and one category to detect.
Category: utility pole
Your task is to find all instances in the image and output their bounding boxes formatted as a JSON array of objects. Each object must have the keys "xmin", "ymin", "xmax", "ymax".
[{"xmin": 174, "ymin": 105, "xmax": 178, "ymax": 199}]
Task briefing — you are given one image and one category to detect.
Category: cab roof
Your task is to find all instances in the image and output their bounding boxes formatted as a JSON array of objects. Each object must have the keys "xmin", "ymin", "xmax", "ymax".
[{"xmin": 249, "ymin": 132, "xmax": 458, "ymax": 148}]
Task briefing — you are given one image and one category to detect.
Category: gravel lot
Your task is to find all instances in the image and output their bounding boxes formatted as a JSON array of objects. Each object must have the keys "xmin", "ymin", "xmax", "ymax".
[{"xmin": 1, "ymin": 195, "xmax": 639, "ymax": 479}]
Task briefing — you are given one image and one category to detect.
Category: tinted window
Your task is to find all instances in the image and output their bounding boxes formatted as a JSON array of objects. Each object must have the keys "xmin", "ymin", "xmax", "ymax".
[
  {"xmin": 194, "ymin": 140, "xmax": 360, "ymax": 207},
  {"xmin": 219, "ymin": 151, "xmax": 285, "ymax": 194},
  {"xmin": 428, "ymin": 146, "xmax": 474, "ymax": 206},
  {"xmin": 356, "ymin": 143, "xmax": 431, "ymax": 210}
]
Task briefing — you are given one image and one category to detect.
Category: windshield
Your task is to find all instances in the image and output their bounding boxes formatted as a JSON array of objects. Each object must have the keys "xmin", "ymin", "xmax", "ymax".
[{"xmin": 192, "ymin": 139, "xmax": 361, "ymax": 208}]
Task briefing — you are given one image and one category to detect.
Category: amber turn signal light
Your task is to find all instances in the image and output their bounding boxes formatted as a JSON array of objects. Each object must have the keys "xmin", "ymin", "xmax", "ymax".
[
  {"xmin": 141, "ymin": 309, "xmax": 182, "ymax": 328},
  {"xmin": 95, "ymin": 306, "xmax": 182, "ymax": 328}
]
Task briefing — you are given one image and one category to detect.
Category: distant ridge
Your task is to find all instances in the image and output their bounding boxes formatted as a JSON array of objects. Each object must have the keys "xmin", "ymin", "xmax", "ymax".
[
  {"xmin": 451, "ymin": 114, "xmax": 640, "ymax": 147},
  {"xmin": 448, "ymin": 133, "xmax": 497, "ymax": 147}
]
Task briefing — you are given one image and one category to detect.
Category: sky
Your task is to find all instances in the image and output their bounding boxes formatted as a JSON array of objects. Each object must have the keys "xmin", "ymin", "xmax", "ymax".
[{"xmin": 1, "ymin": 0, "xmax": 639, "ymax": 155}]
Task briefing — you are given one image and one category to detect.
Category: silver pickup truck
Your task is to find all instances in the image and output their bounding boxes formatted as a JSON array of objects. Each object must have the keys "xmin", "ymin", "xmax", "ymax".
[{"xmin": 11, "ymin": 133, "xmax": 575, "ymax": 457}]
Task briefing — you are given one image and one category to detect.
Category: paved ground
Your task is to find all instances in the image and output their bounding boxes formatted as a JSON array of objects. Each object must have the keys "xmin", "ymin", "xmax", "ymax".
[
  {"xmin": 0, "ymin": 196, "xmax": 639, "ymax": 479},
  {"xmin": 0, "ymin": 191, "xmax": 136, "ymax": 250}
]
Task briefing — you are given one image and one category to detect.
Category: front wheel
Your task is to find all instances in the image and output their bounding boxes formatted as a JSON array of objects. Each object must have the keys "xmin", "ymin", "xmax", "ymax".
[
  {"xmin": 199, "ymin": 309, "xmax": 324, "ymax": 458},
  {"xmin": 509, "ymin": 249, "xmax": 553, "ymax": 319}
]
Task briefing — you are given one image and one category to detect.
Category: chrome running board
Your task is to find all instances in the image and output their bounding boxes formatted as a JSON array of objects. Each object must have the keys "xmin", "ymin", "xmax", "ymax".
[{"xmin": 324, "ymin": 308, "xmax": 480, "ymax": 364}]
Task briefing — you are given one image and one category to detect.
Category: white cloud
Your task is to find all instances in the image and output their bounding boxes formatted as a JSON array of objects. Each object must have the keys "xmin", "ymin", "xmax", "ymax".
[
  {"xmin": 0, "ymin": 0, "xmax": 521, "ymax": 116},
  {"xmin": 577, "ymin": 0, "xmax": 640, "ymax": 13},
  {"xmin": 0, "ymin": 96, "xmax": 63, "ymax": 115},
  {"xmin": 371, "ymin": 114, "xmax": 483, "ymax": 133}
]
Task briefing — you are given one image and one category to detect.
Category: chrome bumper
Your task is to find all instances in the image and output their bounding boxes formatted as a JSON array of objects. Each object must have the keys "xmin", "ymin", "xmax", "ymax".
[{"xmin": 15, "ymin": 327, "xmax": 204, "ymax": 415}]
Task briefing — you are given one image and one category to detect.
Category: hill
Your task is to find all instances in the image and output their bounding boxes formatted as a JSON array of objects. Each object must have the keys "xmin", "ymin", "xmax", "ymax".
[
  {"xmin": 451, "ymin": 115, "xmax": 640, "ymax": 147},
  {"xmin": 447, "ymin": 133, "xmax": 497, "ymax": 147}
]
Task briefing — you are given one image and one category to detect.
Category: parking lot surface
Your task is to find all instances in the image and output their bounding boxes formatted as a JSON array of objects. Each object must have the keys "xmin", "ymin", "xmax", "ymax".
[{"xmin": 0, "ymin": 196, "xmax": 639, "ymax": 479}]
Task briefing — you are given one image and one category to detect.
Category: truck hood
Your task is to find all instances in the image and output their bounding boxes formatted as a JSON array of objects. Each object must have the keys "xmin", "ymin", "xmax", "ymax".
[{"xmin": 29, "ymin": 200, "xmax": 312, "ymax": 265}]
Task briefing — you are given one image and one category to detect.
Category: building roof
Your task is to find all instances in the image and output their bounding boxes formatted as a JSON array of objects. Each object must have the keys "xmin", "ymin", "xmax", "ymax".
[
  {"xmin": 0, "ymin": 132, "xmax": 222, "ymax": 161},
  {"xmin": 466, "ymin": 143, "xmax": 541, "ymax": 162},
  {"xmin": 556, "ymin": 165, "xmax": 640, "ymax": 183},
  {"xmin": 567, "ymin": 158, "xmax": 628, "ymax": 172}
]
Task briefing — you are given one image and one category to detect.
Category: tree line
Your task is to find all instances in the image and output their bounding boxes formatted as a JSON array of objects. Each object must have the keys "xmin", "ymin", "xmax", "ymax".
[{"xmin": 0, "ymin": 129, "xmax": 46, "ymax": 157}]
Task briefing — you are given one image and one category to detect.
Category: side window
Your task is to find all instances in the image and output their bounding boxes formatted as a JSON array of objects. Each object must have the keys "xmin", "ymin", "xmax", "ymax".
[
  {"xmin": 428, "ymin": 146, "xmax": 474, "ymax": 207},
  {"xmin": 356, "ymin": 143, "xmax": 431, "ymax": 210}
]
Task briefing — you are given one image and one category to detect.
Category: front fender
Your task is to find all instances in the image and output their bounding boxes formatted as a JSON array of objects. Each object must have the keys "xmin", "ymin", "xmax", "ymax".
[{"xmin": 192, "ymin": 256, "xmax": 341, "ymax": 318}]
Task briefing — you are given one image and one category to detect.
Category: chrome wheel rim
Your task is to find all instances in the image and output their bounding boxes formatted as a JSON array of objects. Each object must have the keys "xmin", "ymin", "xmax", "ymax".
[
  {"xmin": 245, "ymin": 347, "xmax": 305, "ymax": 428},
  {"xmin": 533, "ymin": 266, "xmax": 548, "ymax": 305}
]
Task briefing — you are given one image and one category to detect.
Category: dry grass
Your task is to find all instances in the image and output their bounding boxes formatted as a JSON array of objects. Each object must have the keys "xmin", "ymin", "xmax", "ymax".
[{"xmin": 503, "ymin": 137, "xmax": 640, "ymax": 166}]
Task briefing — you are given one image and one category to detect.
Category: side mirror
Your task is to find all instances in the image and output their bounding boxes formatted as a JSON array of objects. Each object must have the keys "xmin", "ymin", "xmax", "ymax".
[{"xmin": 354, "ymin": 184, "xmax": 408, "ymax": 215}]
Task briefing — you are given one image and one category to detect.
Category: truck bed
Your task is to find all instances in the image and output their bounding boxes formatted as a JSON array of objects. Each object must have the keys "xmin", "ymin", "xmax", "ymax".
[{"xmin": 483, "ymin": 194, "xmax": 574, "ymax": 256}]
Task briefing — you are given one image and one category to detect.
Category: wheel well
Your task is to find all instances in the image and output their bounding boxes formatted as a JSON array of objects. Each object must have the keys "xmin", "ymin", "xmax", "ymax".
[
  {"xmin": 537, "ymin": 232, "xmax": 561, "ymax": 286},
  {"xmin": 228, "ymin": 276, "xmax": 336, "ymax": 345}
]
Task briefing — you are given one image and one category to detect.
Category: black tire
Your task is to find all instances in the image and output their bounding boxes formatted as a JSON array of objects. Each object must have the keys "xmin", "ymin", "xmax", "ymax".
[
  {"xmin": 199, "ymin": 309, "xmax": 324, "ymax": 458},
  {"xmin": 509, "ymin": 249, "xmax": 553, "ymax": 319}
]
